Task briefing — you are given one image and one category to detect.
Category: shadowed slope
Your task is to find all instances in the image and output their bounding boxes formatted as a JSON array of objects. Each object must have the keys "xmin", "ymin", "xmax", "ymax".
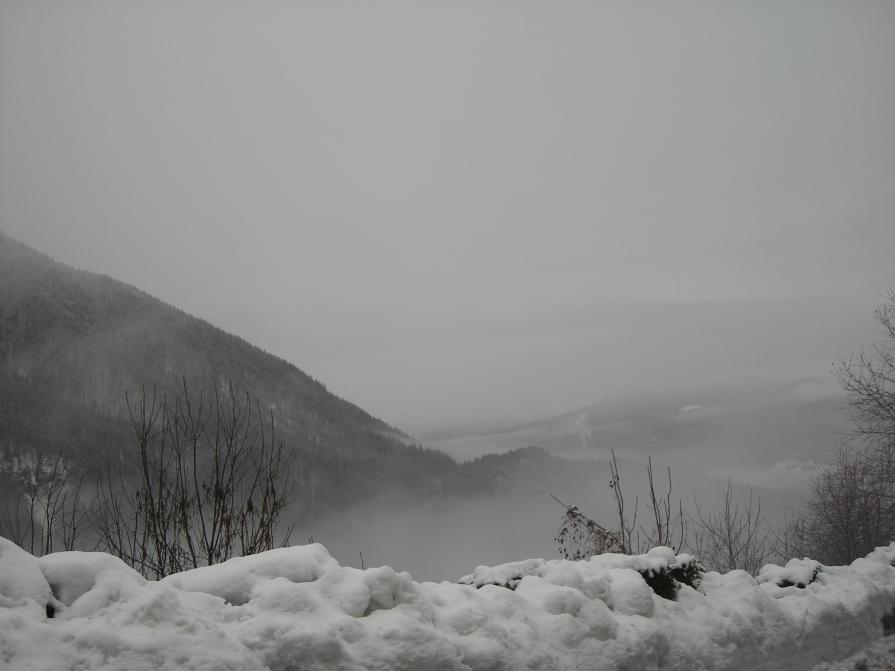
[{"xmin": 0, "ymin": 230, "xmax": 454, "ymax": 516}]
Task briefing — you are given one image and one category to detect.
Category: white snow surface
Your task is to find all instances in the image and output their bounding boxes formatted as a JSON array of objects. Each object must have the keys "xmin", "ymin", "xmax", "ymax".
[{"xmin": 2, "ymin": 536, "xmax": 894, "ymax": 671}]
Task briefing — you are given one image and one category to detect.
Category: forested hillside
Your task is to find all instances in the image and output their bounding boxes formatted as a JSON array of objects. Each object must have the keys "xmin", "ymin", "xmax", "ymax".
[{"xmin": 0, "ymin": 230, "xmax": 457, "ymax": 516}]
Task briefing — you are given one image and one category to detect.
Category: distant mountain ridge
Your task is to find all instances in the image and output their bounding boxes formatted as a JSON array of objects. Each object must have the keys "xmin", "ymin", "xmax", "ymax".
[
  {"xmin": 0, "ymin": 230, "xmax": 457, "ymax": 515},
  {"xmin": 425, "ymin": 386, "xmax": 851, "ymax": 490}
]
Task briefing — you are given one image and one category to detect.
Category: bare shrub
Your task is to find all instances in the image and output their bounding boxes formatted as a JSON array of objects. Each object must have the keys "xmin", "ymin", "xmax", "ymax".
[
  {"xmin": 836, "ymin": 290, "xmax": 895, "ymax": 449},
  {"xmin": 690, "ymin": 478, "xmax": 772, "ymax": 574},
  {"xmin": 770, "ymin": 513, "xmax": 813, "ymax": 563},
  {"xmin": 553, "ymin": 451, "xmax": 686, "ymax": 559},
  {"xmin": 1, "ymin": 451, "xmax": 91, "ymax": 555},
  {"xmin": 96, "ymin": 382, "xmax": 295, "ymax": 579},
  {"xmin": 799, "ymin": 292, "xmax": 895, "ymax": 564},
  {"xmin": 552, "ymin": 494, "xmax": 625, "ymax": 559},
  {"xmin": 804, "ymin": 444, "xmax": 893, "ymax": 564}
]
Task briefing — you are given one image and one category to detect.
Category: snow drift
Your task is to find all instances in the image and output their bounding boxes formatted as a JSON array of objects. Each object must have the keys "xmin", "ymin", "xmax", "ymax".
[{"xmin": 1, "ymin": 536, "xmax": 894, "ymax": 670}]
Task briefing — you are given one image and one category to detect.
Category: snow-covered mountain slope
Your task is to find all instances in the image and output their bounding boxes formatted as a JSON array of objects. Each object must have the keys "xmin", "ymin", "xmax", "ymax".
[{"xmin": 2, "ymin": 537, "xmax": 893, "ymax": 670}]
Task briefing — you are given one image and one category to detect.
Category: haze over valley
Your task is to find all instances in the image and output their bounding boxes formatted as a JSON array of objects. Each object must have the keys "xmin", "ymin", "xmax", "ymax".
[{"xmin": 0, "ymin": 229, "xmax": 856, "ymax": 579}]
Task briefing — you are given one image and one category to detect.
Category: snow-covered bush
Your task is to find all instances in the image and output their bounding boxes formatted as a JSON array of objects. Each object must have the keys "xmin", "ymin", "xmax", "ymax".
[
  {"xmin": 758, "ymin": 558, "xmax": 823, "ymax": 589},
  {"xmin": 638, "ymin": 551, "xmax": 702, "ymax": 600},
  {"xmin": 461, "ymin": 547, "xmax": 703, "ymax": 601}
]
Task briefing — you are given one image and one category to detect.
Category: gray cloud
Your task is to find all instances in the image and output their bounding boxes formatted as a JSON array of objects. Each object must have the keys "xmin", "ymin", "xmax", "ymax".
[{"xmin": 1, "ymin": 0, "xmax": 893, "ymax": 433}]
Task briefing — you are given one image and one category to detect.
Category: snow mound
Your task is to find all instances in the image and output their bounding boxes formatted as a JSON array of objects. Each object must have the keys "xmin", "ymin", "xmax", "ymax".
[
  {"xmin": 0, "ymin": 537, "xmax": 52, "ymax": 609},
  {"xmin": 2, "ymin": 537, "xmax": 895, "ymax": 670}
]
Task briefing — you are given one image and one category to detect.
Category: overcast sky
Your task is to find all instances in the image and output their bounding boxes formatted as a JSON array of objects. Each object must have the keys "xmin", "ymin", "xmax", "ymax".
[{"xmin": 1, "ymin": 1, "xmax": 893, "ymax": 434}]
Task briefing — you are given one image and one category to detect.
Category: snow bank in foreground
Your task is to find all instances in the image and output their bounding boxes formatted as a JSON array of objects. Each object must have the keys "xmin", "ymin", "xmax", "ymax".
[{"xmin": 1, "ymin": 537, "xmax": 894, "ymax": 671}]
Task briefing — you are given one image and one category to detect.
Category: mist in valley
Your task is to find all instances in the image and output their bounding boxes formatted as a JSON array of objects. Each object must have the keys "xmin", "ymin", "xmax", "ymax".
[{"xmin": 300, "ymin": 451, "xmax": 805, "ymax": 582}]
